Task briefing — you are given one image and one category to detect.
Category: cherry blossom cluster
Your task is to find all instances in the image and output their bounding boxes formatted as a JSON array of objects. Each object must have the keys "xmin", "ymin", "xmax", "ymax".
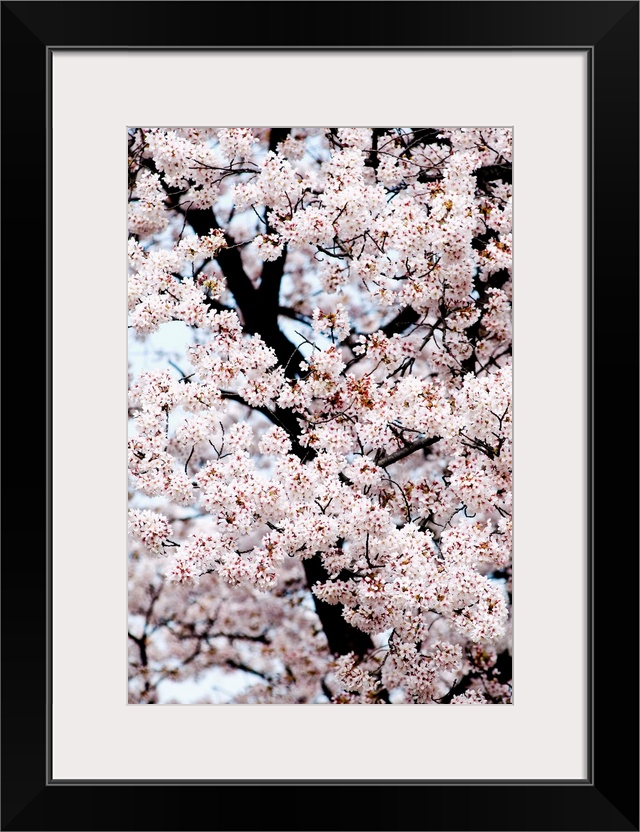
[{"xmin": 128, "ymin": 550, "xmax": 330, "ymax": 704}]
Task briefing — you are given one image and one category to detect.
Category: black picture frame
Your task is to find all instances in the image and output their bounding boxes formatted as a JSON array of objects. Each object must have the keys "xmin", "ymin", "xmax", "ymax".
[{"xmin": 2, "ymin": 2, "xmax": 638, "ymax": 830}]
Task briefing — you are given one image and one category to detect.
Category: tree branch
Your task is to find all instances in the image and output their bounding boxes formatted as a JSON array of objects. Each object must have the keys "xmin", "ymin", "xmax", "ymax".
[
  {"xmin": 381, "ymin": 305, "xmax": 420, "ymax": 337},
  {"xmin": 378, "ymin": 436, "xmax": 441, "ymax": 468},
  {"xmin": 268, "ymin": 127, "xmax": 291, "ymax": 153},
  {"xmin": 302, "ymin": 556, "xmax": 374, "ymax": 658}
]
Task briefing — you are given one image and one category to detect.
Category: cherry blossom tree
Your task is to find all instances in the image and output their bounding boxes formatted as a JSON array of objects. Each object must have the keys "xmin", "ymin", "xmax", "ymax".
[{"xmin": 127, "ymin": 126, "xmax": 512, "ymax": 705}]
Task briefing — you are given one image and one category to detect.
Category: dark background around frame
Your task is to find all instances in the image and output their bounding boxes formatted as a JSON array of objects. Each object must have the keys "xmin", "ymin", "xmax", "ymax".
[{"xmin": 1, "ymin": 2, "xmax": 638, "ymax": 830}]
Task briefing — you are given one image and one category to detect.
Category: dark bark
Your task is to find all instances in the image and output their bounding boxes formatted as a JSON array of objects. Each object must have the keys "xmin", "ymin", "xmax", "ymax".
[
  {"xmin": 474, "ymin": 162, "xmax": 512, "ymax": 187},
  {"xmin": 378, "ymin": 435, "xmax": 440, "ymax": 468},
  {"xmin": 180, "ymin": 203, "xmax": 306, "ymax": 375},
  {"xmin": 268, "ymin": 127, "xmax": 290, "ymax": 153},
  {"xmin": 258, "ymin": 251, "xmax": 287, "ymax": 316},
  {"xmin": 459, "ymin": 266, "xmax": 511, "ymax": 375},
  {"xmin": 364, "ymin": 127, "xmax": 389, "ymax": 172},
  {"xmin": 409, "ymin": 127, "xmax": 452, "ymax": 149},
  {"xmin": 302, "ymin": 557, "xmax": 374, "ymax": 657},
  {"xmin": 381, "ymin": 304, "xmax": 420, "ymax": 337}
]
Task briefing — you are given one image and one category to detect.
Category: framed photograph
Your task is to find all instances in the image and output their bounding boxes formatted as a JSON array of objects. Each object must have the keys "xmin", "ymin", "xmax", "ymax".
[{"xmin": 2, "ymin": 2, "xmax": 637, "ymax": 830}]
